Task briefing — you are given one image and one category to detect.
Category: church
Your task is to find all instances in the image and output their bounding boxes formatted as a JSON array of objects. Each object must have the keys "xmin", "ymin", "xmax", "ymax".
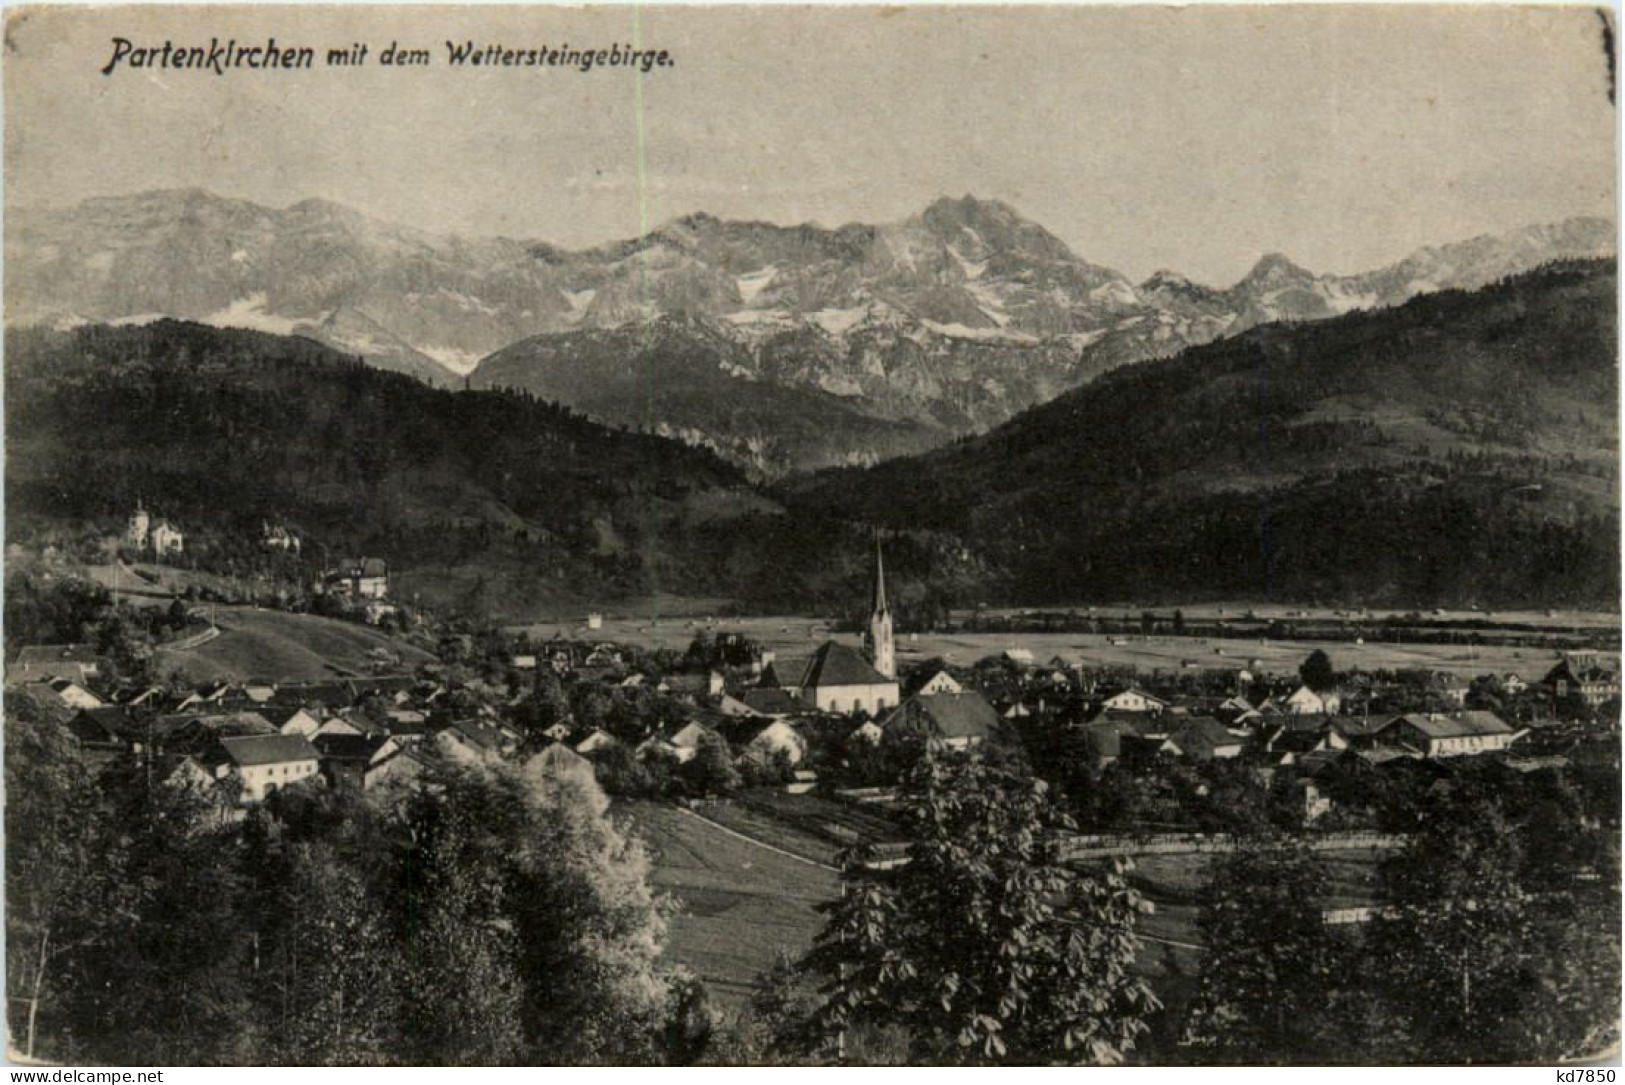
[{"xmin": 790, "ymin": 539, "xmax": 900, "ymax": 716}]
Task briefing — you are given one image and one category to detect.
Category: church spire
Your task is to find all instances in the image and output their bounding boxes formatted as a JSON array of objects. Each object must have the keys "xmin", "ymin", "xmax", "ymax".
[
  {"xmin": 865, "ymin": 532, "xmax": 895, "ymax": 679},
  {"xmin": 870, "ymin": 533, "xmax": 889, "ymax": 617}
]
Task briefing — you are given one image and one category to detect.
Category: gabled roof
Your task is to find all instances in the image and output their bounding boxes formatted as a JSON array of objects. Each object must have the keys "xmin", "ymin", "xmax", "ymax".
[
  {"xmin": 742, "ymin": 687, "xmax": 800, "ymax": 717},
  {"xmin": 340, "ymin": 557, "xmax": 389, "ymax": 577},
  {"xmin": 442, "ymin": 719, "xmax": 508, "ymax": 751},
  {"xmin": 1382, "ymin": 712, "xmax": 1516, "ymax": 739},
  {"xmin": 1077, "ymin": 718, "xmax": 1142, "ymax": 759},
  {"xmin": 313, "ymin": 732, "xmax": 396, "ymax": 763},
  {"xmin": 799, "ymin": 641, "xmax": 889, "ymax": 690},
  {"xmin": 220, "ymin": 733, "xmax": 319, "ymax": 767},
  {"xmin": 884, "ymin": 690, "xmax": 998, "ymax": 742},
  {"xmin": 532, "ymin": 741, "xmax": 592, "ymax": 776},
  {"xmin": 270, "ymin": 681, "xmax": 357, "ymax": 708},
  {"xmin": 68, "ymin": 706, "xmax": 137, "ymax": 745},
  {"xmin": 1168, "ymin": 716, "xmax": 1240, "ymax": 747}
]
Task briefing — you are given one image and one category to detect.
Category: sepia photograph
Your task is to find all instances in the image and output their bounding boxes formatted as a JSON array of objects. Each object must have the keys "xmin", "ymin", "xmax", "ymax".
[{"xmin": 1, "ymin": 2, "xmax": 1619, "ymax": 1068}]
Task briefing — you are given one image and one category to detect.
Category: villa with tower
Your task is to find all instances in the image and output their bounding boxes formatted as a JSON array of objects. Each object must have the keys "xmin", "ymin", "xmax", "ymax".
[{"xmin": 124, "ymin": 502, "xmax": 184, "ymax": 558}]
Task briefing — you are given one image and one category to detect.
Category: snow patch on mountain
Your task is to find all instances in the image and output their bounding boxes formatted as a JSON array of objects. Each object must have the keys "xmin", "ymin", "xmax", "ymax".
[
  {"xmin": 421, "ymin": 346, "xmax": 483, "ymax": 375},
  {"xmin": 736, "ymin": 265, "xmax": 777, "ymax": 304},
  {"xmin": 204, "ymin": 294, "xmax": 302, "ymax": 336}
]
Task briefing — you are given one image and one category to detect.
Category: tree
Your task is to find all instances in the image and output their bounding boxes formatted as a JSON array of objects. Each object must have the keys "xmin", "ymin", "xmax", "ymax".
[
  {"xmin": 259, "ymin": 843, "xmax": 400, "ymax": 1065},
  {"xmin": 1298, "ymin": 649, "xmax": 1335, "ymax": 692},
  {"xmin": 1364, "ymin": 793, "xmax": 1535, "ymax": 1062},
  {"xmin": 803, "ymin": 749, "xmax": 1158, "ymax": 1064},
  {"xmin": 681, "ymin": 729, "xmax": 741, "ymax": 797},
  {"xmin": 392, "ymin": 774, "xmax": 527, "ymax": 1065},
  {"xmin": 4, "ymin": 700, "xmax": 119, "ymax": 1061},
  {"xmin": 1185, "ymin": 836, "xmax": 1353, "ymax": 1062}
]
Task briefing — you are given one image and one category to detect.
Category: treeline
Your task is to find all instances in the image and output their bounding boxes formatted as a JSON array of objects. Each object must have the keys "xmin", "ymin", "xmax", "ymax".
[{"xmin": 6, "ymin": 705, "xmax": 689, "ymax": 1065}]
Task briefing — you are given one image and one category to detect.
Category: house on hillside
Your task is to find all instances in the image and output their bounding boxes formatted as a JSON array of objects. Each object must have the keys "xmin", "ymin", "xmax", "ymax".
[
  {"xmin": 212, "ymin": 734, "xmax": 321, "ymax": 803},
  {"xmin": 1377, "ymin": 712, "xmax": 1523, "ymax": 758},
  {"xmin": 743, "ymin": 687, "xmax": 801, "ymax": 719},
  {"xmin": 794, "ymin": 641, "xmax": 900, "ymax": 717},
  {"xmin": 329, "ymin": 557, "xmax": 389, "ymax": 600},
  {"xmin": 882, "ymin": 689, "xmax": 999, "ymax": 750},
  {"xmin": 150, "ymin": 520, "xmax": 184, "ymax": 557}
]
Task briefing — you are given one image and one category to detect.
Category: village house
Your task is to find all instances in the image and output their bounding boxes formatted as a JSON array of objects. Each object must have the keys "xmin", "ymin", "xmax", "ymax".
[
  {"xmin": 436, "ymin": 719, "xmax": 514, "ymax": 761},
  {"xmin": 212, "ymin": 734, "xmax": 321, "ymax": 804},
  {"xmin": 665, "ymin": 721, "xmax": 715, "ymax": 763},
  {"xmin": 741, "ymin": 719, "xmax": 809, "ymax": 765},
  {"xmin": 313, "ymin": 732, "xmax": 401, "ymax": 790},
  {"xmin": 1099, "ymin": 687, "xmax": 1167, "ymax": 714},
  {"xmin": 263, "ymin": 705, "xmax": 323, "ymax": 738},
  {"xmin": 742, "ymin": 687, "xmax": 801, "ymax": 718},
  {"xmin": 1377, "ymin": 711, "xmax": 1524, "ymax": 758},
  {"xmin": 1544, "ymin": 655, "xmax": 1620, "ymax": 708},
  {"xmin": 575, "ymin": 728, "xmax": 619, "ymax": 755},
  {"xmin": 38, "ymin": 676, "xmax": 104, "ymax": 711},
  {"xmin": 882, "ymin": 689, "xmax": 999, "ymax": 750},
  {"xmin": 1283, "ymin": 685, "xmax": 1343, "ymax": 715},
  {"xmin": 66, "ymin": 706, "xmax": 141, "ymax": 760},
  {"xmin": 912, "ymin": 669, "xmax": 964, "ymax": 696}
]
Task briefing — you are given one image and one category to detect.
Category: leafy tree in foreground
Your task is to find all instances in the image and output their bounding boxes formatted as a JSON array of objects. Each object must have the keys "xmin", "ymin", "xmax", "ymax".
[
  {"xmin": 803, "ymin": 749, "xmax": 1159, "ymax": 1064},
  {"xmin": 1365, "ymin": 793, "xmax": 1535, "ymax": 1063},
  {"xmin": 1185, "ymin": 836, "xmax": 1354, "ymax": 1063}
]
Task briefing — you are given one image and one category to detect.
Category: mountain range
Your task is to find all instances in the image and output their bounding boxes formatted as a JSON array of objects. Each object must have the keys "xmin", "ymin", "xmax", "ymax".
[
  {"xmin": 7, "ymin": 189, "xmax": 1614, "ymax": 474},
  {"xmin": 785, "ymin": 260, "xmax": 1620, "ymax": 608},
  {"xmin": 4, "ymin": 262, "xmax": 1616, "ymax": 611}
]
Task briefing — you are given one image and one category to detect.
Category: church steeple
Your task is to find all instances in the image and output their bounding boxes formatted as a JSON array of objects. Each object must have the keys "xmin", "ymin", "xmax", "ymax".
[{"xmin": 865, "ymin": 534, "xmax": 895, "ymax": 679}]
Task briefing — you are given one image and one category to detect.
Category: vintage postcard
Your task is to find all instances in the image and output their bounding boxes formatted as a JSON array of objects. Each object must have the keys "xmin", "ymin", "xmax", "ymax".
[{"xmin": 3, "ymin": 3, "xmax": 1619, "ymax": 1068}]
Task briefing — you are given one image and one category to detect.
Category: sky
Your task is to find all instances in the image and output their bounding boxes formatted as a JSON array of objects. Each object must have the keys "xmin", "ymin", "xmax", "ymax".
[{"xmin": 4, "ymin": 4, "xmax": 1617, "ymax": 285}]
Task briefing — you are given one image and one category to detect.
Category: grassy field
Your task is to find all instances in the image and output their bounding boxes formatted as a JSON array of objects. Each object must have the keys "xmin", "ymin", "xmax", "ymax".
[
  {"xmin": 517, "ymin": 607, "xmax": 1614, "ymax": 682},
  {"xmin": 618, "ymin": 800, "xmax": 838, "ymax": 1008},
  {"xmin": 153, "ymin": 606, "xmax": 435, "ymax": 683},
  {"xmin": 695, "ymin": 802, "xmax": 846, "ymax": 867}
]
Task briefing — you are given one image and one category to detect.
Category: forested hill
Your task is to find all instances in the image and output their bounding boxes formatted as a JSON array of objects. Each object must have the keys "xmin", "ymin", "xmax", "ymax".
[
  {"xmin": 783, "ymin": 261, "xmax": 1620, "ymax": 609},
  {"xmin": 4, "ymin": 321, "xmax": 762, "ymax": 606}
]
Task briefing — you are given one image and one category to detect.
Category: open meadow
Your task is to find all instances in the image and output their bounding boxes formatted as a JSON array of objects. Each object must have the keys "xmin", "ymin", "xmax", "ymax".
[
  {"xmin": 153, "ymin": 606, "xmax": 435, "ymax": 683},
  {"xmin": 617, "ymin": 800, "xmax": 838, "ymax": 1009},
  {"xmin": 518, "ymin": 607, "xmax": 1616, "ymax": 681}
]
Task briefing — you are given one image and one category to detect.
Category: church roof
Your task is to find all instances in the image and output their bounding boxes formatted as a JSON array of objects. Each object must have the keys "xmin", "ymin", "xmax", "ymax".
[{"xmin": 799, "ymin": 641, "xmax": 889, "ymax": 690}]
